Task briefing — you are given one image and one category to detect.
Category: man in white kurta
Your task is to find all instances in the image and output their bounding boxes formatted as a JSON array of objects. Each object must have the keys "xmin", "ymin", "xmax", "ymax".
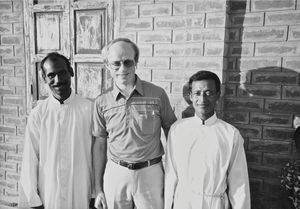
[
  {"xmin": 19, "ymin": 53, "xmax": 93, "ymax": 209},
  {"xmin": 165, "ymin": 70, "xmax": 250, "ymax": 209}
]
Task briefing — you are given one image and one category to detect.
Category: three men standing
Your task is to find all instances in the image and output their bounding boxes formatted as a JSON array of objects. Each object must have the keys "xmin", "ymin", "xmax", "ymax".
[{"xmin": 92, "ymin": 38, "xmax": 177, "ymax": 209}]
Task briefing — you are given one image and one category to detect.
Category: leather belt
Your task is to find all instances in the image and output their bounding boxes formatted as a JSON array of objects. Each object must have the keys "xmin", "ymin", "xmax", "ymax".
[{"xmin": 111, "ymin": 156, "xmax": 162, "ymax": 170}]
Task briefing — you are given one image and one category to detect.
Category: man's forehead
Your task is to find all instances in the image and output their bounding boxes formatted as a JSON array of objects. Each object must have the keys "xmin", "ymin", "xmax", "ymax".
[
  {"xmin": 44, "ymin": 57, "xmax": 68, "ymax": 71},
  {"xmin": 108, "ymin": 42, "xmax": 135, "ymax": 57}
]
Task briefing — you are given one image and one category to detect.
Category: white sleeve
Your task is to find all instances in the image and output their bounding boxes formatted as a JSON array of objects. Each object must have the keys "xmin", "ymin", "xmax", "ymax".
[
  {"xmin": 164, "ymin": 126, "xmax": 178, "ymax": 209},
  {"xmin": 18, "ymin": 112, "xmax": 43, "ymax": 207},
  {"xmin": 227, "ymin": 130, "xmax": 251, "ymax": 209}
]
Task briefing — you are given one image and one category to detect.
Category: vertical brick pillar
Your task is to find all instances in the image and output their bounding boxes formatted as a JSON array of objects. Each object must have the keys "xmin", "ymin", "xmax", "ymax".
[{"xmin": 0, "ymin": 0, "xmax": 26, "ymax": 208}]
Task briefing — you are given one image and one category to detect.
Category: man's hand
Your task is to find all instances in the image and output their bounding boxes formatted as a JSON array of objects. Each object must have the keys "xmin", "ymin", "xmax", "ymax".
[{"xmin": 94, "ymin": 191, "xmax": 107, "ymax": 209}]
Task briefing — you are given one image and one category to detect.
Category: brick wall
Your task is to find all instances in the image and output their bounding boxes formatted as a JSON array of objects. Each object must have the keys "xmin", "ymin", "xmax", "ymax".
[
  {"xmin": 0, "ymin": 0, "xmax": 25, "ymax": 208},
  {"xmin": 223, "ymin": 0, "xmax": 300, "ymax": 208}
]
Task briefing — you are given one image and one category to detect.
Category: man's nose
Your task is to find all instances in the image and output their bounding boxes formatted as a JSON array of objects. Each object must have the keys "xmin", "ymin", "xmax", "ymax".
[{"xmin": 53, "ymin": 74, "xmax": 62, "ymax": 83}]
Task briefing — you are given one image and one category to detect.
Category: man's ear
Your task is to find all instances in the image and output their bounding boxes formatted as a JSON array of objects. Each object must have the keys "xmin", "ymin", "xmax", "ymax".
[
  {"xmin": 39, "ymin": 70, "xmax": 47, "ymax": 83},
  {"xmin": 69, "ymin": 67, "xmax": 74, "ymax": 77}
]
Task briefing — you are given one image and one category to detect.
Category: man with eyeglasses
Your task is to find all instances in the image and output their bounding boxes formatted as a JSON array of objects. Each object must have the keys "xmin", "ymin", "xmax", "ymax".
[
  {"xmin": 92, "ymin": 38, "xmax": 177, "ymax": 209},
  {"xmin": 164, "ymin": 70, "xmax": 250, "ymax": 209}
]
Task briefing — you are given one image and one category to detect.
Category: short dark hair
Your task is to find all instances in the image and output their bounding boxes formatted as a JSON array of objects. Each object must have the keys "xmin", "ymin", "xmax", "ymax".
[
  {"xmin": 103, "ymin": 38, "xmax": 139, "ymax": 63},
  {"xmin": 40, "ymin": 52, "xmax": 71, "ymax": 78},
  {"xmin": 188, "ymin": 70, "xmax": 221, "ymax": 93}
]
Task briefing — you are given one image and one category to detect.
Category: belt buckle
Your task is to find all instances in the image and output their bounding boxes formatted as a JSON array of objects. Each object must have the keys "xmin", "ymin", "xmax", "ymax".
[{"xmin": 127, "ymin": 163, "xmax": 134, "ymax": 169}]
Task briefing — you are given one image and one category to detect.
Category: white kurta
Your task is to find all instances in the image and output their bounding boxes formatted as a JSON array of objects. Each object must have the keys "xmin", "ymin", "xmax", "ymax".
[
  {"xmin": 165, "ymin": 114, "xmax": 250, "ymax": 209},
  {"xmin": 19, "ymin": 92, "xmax": 93, "ymax": 209}
]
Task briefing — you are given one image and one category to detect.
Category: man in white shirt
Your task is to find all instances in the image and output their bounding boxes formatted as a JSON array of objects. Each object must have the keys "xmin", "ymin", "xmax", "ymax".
[
  {"xmin": 19, "ymin": 52, "xmax": 94, "ymax": 209},
  {"xmin": 165, "ymin": 70, "xmax": 251, "ymax": 209}
]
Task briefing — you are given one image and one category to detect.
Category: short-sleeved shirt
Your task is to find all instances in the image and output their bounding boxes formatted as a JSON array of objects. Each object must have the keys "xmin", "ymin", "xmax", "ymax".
[{"xmin": 92, "ymin": 76, "xmax": 177, "ymax": 162}]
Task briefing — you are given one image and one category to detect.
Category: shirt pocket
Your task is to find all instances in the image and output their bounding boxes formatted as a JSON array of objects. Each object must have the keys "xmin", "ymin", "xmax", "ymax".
[{"xmin": 134, "ymin": 106, "xmax": 160, "ymax": 135}]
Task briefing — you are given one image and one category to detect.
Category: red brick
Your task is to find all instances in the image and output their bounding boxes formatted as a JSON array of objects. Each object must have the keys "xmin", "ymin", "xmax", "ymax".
[
  {"xmin": 13, "ymin": 23, "xmax": 23, "ymax": 34},
  {"xmin": 206, "ymin": 12, "xmax": 226, "ymax": 28},
  {"xmin": 1, "ymin": 35, "xmax": 23, "ymax": 45},
  {"xmin": 2, "ymin": 57, "xmax": 25, "ymax": 65},
  {"xmin": 237, "ymin": 84, "xmax": 281, "ymax": 99},
  {"xmin": 0, "ymin": 86, "xmax": 14, "ymax": 95},
  {"xmin": 14, "ymin": 45, "xmax": 24, "ymax": 56},
  {"xmin": 120, "ymin": 17, "xmax": 153, "ymax": 31},
  {"xmin": 255, "ymin": 41, "xmax": 300, "ymax": 56},
  {"xmin": 4, "ymin": 135, "xmax": 24, "ymax": 144},
  {"xmin": 138, "ymin": 57, "xmax": 170, "ymax": 68},
  {"xmin": 13, "ymin": 1, "xmax": 23, "ymax": 12},
  {"xmin": 0, "ymin": 152, "xmax": 5, "ymax": 161},
  {"xmin": 154, "ymin": 15, "xmax": 204, "ymax": 30},
  {"xmin": 263, "ymin": 153, "xmax": 294, "ymax": 167},
  {"xmin": 4, "ymin": 116, "xmax": 26, "ymax": 126},
  {"xmin": 187, "ymin": 1, "xmax": 226, "ymax": 13},
  {"xmin": 223, "ymin": 84, "xmax": 237, "ymax": 96},
  {"xmin": 238, "ymin": 57, "xmax": 281, "ymax": 71},
  {"xmin": 0, "ymin": 46, "xmax": 13, "ymax": 56},
  {"xmin": 173, "ymin": 28, "xmax": 226, "ymax": 43},
  {"xmin": 228, "ymin": 43, "xmax": 254, "ymax": 56},
  {"xmin": 228, "ymin": 28, "xmax": 240, "ymax": 42},
  {"xmin": 17, "ymin": 126, "xmax": 25, "ymax": 136},
  {"xmin": 121, "ymin": 5, "xmax": 138, "ymax": 18},
  {"xmin": 171, "ymin": 57, "xmax": 223, "ymax": 70},
  {"xmin": 0, "ymin": 106, "xmax": 18, "ymax": 116},
  {"xmin": 249, "ymin": 178, "xmax": 263, "ymax": 193},
  {"xmin": 171, "ymin": 81, "xmax": 187, "ymax": 94},
  {"xmin": 223, "ymin": 111, "xmax": 249, "ymax": 124},
  {"xmin": 265, "ymin": 99, "xmax": 300, "ymax": 113},
  {"xmin": 0, "ymin": 162, "xmax": 17, "ymax": 173},
  {"xmin": 230, "ymin": 12, "xmax": 264, "ymax": 27},
  {"xmin": 15, "ymin": 66, "xmax": 25, "ymax": 77},
  {"xmin": 205, "ymin": 42, "xmax": 225, "ymax": 56},
  {"xmin": 0, "ymin": 24, "xmax": 12, "ymax": 34},
  {"xmin": 283, "ymin": 86, "xmax": 300, "ymax": 100},
  {"xmin": 265, "ymin": 10, "xmax": 300, "ymax": 25},
  {"xmin": 249, "ymin": 164, "xmax": 281, "ymax": 179},
  {"xmin": 173, "ymin": 2, "xmax": 186, "ymax": 15},
  {"xmin": 0, "ymin": 12, "xmax": 22, "ymax": 23},
  {"xmin": 252, "ymin": 71, "xmax": 298, "ymax": 85},
  {"xmin": 263, "ymin": 180, "xmax": 282, "ymax": 196},
  {"xmin": 252, "ymin": 0, "xmax": 295, "ymax": 12},
  {"xmin": 15, "ymin": 87, "xmax": 25, "ymax": 96},
  {"xmin": 283, "ymin": 57, "xmax": 300, "ymax": 72},
  {"xmin": 121, "ymin": 0, "xmax": 154, "ymax": 4},
  {"xmin": 140, "ymin": 3, "xmax": 171, "ymax": 17},
  {"xmin": 154, "ymin": 43, "xmax": 203, "ymax": 57},
  {"xmin": 0, "ymin": 125, "xmax": 16, "ymax": 134},
  {"xmin": 5, "ymin": 172, "xmax": 19, "ymax": 182},
  {"xmin": 224, "ymin": 98, "xmax": 264, "ymax": 112},
  {"xmin": 0, "ymin": 2, "xmax": 12, "ymax": 12},
  {"xmin": 250, "ymin": 112, "xmax": 292, "ymax": 127},
  {"xmin": 242, "ymin": 26, "xmax": 287, "ymax": 42},
  {"xmin": 3, "ymin": 96, "xmax": 25, "ymax": 106},
  {"xmin": 138, "ymin": 44, "xmax": 153, "ymax": 57},
  {"xmin": 0, "ymin": 67, "xmax": 14, "ymax": 76},
  {"xmin": 152, "ymin": 69, "xmax": 198, "ymax": 82},
  {"xmin": 235, "ymin": 124, "xmax": 262, "ymax": 138},
  {"xmin": 225, "ymin": 71, "xmax": 250, "ymax": 84},
  {"xmin": 3, "ymin": 76, "xmax": 25, "ymax": 86},
  {"xmin": 0, "ymin": 169, "xmax": 4, "ymax": 179},
  {"xmin": 138, "ymin": 30, "xmax": 171, "ymax": 43},
  {"xmin": 249, "ymin": 139, "xmax": 291, "ymax": 153},
  {"xmin": 151, "ymin": 81, "xmax": 170, "ymax": 93},
  {"xmin": 288, "ymin": 26, "xmax": 300, "ymax": 40},
  {"xmin": 246, "ymin": 151, "xmax": 262, "ymax": 164},
  {"xmin": 116, "ymin": 32, "xmax": 136, "ymax": 42},
  {"xmin": 263, "ymin": 126, "xmax": 294, "ymax": 140}
]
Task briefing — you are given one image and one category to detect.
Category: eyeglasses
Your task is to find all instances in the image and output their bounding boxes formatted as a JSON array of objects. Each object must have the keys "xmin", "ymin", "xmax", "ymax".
[
  {"xmin": 190, "ymin": 90, "xmax": 216, "ymax": 98},
  {"xmin": 106, "ymin": 59, "xmax": 135, "ymax": 70}
]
